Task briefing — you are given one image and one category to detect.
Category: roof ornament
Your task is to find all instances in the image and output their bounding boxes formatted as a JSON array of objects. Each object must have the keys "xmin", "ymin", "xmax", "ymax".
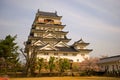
[
  {"xmin": 36, "ymin": 9, "xmax": 40, "ymax": 16},
  {"xmin": 55, "ymin": 10, "xmax": 57, "ymax": 15},
  {"xmin": 80, "ymin": 38, "xmax": 83, "ymax": 41},
  {"xmin": 37, "ymin": 9, "xmax": 40, "ymax": 13}
]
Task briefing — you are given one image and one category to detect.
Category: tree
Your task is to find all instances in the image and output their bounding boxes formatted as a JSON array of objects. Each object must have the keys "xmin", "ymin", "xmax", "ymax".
[
  {"xmin": 0, "ymin": 35, "xmax": 19, "ymax": 59},
  {"xmin": 48, "ymin": 57, "xmax": 55, "ymax": 73},
  {"xmin": 20, "ymin": 46, "xmax": 37, "ymax": 77},
  {"xmin": 37, "ymin": 58, "xmax": 44, "ymax": 74},
  {"xmin": 79, "ymin": 57, "xmax": 100, "ymax": 76},
  {"xmin": 0, "ymin": 35, "xmax": 19, "ymax": 74},
  {"xmin": 58, "ymin": 58, "xmax": 70, "ymax": 73}
]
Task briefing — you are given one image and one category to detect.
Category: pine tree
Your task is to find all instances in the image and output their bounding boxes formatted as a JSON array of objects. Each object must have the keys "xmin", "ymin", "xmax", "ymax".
[{"xmin": 0, "ymin": 35, "xmax": 19, "ymax": 74}]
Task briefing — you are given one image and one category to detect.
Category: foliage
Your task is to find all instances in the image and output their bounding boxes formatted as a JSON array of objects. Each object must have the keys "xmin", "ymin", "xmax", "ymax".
[
  {"xmin": 37, "ymin": 58, "xmax": 44, "ymax": 73},
  {"xmin": 72, "ymin": 65, "xmax": 80, "ymax": 72},
  {"xmin": 0, "ymin": 35, "xmax": 19, "ymax": 59},
  {"xmin": 48, "ymin": 57, "xmax": 55, "ymax": 72},
  {"xmin": 58, "ymin": 58, "xmax": 70, "ymax": 73},
  {"xmin": 0, "ymin": 35, "xmax": 20, "ymax": 74},
  {"xmin": 20, "ymin": 46, "xmax": 37, "ymax": 77},
  {"xmin": 79, "ymin": 57, "xmax": 100, "ymax": 76}
]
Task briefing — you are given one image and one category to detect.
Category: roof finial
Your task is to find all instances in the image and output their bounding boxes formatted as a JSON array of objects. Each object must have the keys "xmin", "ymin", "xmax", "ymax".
[
  {"xmin": 80, "ymin": 38, "xmax": 83, "ymax": 41},
  {"xmin": 55, "ymin": 10, "xmax": 57, "ymax": 14},
  {"xmin": 38, "ymin": 9, "xmax": 40, "ymax": 13},
  {"xmin": 77, "ymin": 38, "xmax": 84, "ymax": 43}
]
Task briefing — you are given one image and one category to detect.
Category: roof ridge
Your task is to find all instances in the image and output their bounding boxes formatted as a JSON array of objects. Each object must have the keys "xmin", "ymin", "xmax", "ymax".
[
  {"xmin": 39, "ymin": 10, "xmax": 56, "ymax": 14},
  {"xmin": 37, "ymin": 10, "xmax": 58, "ymax": 17},
  {"xmin": 100, "ymin": 55, "xmax": 120, "ymax": 60}
]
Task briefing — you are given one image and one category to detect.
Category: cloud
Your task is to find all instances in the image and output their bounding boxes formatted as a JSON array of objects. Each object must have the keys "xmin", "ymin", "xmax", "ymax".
[
  {"xmin": 63, "ymin": 8, "xmax": 120, "ymax": 34},
  {"xmin": 75, "ymin": 0, "xmax": 120, "ymax": 19}
]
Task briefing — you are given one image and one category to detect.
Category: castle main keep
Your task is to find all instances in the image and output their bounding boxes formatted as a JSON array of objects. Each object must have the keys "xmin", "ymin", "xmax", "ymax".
[{"xmin": 25, "ymin": 10, "xmax": 92, "ymax": 62}]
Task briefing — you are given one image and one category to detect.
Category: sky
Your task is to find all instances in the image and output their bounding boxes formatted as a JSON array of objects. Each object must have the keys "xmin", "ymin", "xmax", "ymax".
[{"xmin": 0, "ymin": 0, "xmax": 120, "ymax": 58}]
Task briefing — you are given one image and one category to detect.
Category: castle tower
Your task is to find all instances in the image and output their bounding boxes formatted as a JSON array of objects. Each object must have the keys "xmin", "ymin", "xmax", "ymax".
[
  {"xmin": 72, "ymin": 38, "xmax": 92, "ymax": 59},
  {"xmin": 25, "ymin": 10, "xmax": 92, "ymax": 62}
]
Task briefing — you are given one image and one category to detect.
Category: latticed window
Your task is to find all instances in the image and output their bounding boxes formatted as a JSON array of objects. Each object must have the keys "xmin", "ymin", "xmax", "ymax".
[
  {"xmin": 44, "ymin": 53, "xmax": 48, "ymax": 55},
  {"xmin": 81, "ymin": 54, "xmax": 85, "ymax": 56},
  {"xmin": 54, "ymin": 53, "xmax": 58, "ymax": 55},
  {"xmin": 41, "ymin": 27, "xmax": 43, "ymax": 30},
  {"xmin": 44, "ymin": 19, "xmax": 54, "ymax": 24},
  {"xmin": 77, "ymin": 59, "xmax": 79, "ymax": 62},
  {"xmin": 36, "ymin": 26, "xmax": 39, "ymax": 29},
  {"xmin": 63, "ymin": 53, "xmax": 68, "ymax": 56},
  {"xmin": 72, "ymin": 53, "xmax": 76, "ymax": 56}
]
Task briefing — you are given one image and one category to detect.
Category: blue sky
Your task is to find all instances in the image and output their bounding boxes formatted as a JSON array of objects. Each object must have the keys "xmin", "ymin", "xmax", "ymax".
[{"xmin": 0, "ymin": 0, "xmax": 120, "ymax": 57}]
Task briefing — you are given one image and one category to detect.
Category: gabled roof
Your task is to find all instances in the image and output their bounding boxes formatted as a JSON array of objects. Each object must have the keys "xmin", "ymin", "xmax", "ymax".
[
  {"xmin": 77, "ymin": 49, "xmax": 93, "ymax": 52},
  {"xmin": 76, "ymin": 38, "xmax": 89, "ymax": 44},
  {"xmin": 35, "ymin": 23, "xmax": 65, "ymax": 28},
  {"xmin": 43, "ymin": 33, "xmax": 57, "ymax": 39},
  {"xmin": 73, "ymin": 38, "xmax": 89, "ymax": 46},
  {"xmin": 98, "ymin": 55, "xmax": 120, "ymax": 64},
  {"xmin": 56, "ymin": 46, "xmax": 78, "ymax": 52},
  {"xmin": 40, "ymin": 43, "xmax": 58, "ymax": 51},
  {"xmin": 54, "ymin": 41, "xmax": 69, "ymax": 47},
  {"xmin": 77, "ymin": 38, "xmax": 85, "ymax": 43},
  {"xmin": 33, "ymin": 40, "xmax": 45, "ymax": 46},
  {"xmin": 37, "ymin": 10, "xmax": 58, "ymax": 17}
]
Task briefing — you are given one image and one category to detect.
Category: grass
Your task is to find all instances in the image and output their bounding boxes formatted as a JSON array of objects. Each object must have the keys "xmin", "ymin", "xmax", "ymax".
[{"xmin": 10, "ymin": 77, "xmax": 120, "ymax": 80}]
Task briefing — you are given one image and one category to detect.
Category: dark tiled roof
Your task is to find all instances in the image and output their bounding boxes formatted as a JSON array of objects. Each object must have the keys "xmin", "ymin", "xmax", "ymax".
[
  {"xmin": 77, "ymin": 38, "xmax": 85, "ymax": 43},
  {"xmin": 73, "ymin": 38, "xmax": 89, "ymax": 46},
  {"xmin": 98, "ymin": 55, "xmax": 120, "ymax": 64},
  {"xmin": 78, "ymin": 49, "xmax": 93, "ymax": 52},
  {"xmin": 77, "ymin": 38, "xmax": 89, "ymax": 44},
  {"xmin": 37, "ymin": 46, "xmax": 78, "ymax": 52},
  {"xmin": 31, "ymin": 29, "xmax": 68, "ymax": 34},
  {"xmin": 56, "ymin": 46, "xmax": 78, "ymax": 52},
  {"xmin": 36, "ymin": 23, "xmax": 66, "ymax": 27},
  {"xmin": 37, "ymin": 11, "xmax": 58, "ymax": 17}
]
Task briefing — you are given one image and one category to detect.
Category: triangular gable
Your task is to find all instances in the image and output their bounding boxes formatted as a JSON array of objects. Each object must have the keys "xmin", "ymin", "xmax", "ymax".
[
  {"xmin": 43, "ymin": 33, "xmax": 57, "ymax": 39},
  {"xmin": 33, "ymin": 40, "xmax": 45, "ymax": 46},
  {"xmin": 54, "ymin": 41, "xmax": 69, "ymax": 47},
  {"xmin": 40, "ymin": 44, "xmax": 58, "ymax": 50}
]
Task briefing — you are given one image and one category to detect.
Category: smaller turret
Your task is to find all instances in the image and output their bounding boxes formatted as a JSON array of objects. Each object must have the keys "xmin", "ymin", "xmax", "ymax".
[{"xmin": 73, "ymin": 38, "xmax": 92, "ymax": 53}]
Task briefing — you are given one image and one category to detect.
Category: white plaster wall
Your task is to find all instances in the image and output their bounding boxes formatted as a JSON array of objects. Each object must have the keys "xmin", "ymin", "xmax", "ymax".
[
  {"xmin": 99, "ymin": 62, "xmax": 120, "ymax": 71},
  {"xmin": 37, "ymin": 53, "xmax": 89, "ymax": 62}
]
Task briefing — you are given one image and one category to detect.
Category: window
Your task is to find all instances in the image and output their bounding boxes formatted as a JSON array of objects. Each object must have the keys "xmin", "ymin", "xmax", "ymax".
[
  {"xmin": 44, "ymin": 53, "xmax": 48, "ymax": 55},
  {"xmin": 61, "ymin": 35, "xmax": 64, "ymax": 38},
  {"xmin": 44, "ymin": 19, "xmax": 54, "ymax": 24},
  {"xmin": 112, "ymin": 65, "xmax": 114, "ymax": 69},
  {"xmin": 101, "ymin": 66, "xmax": 103, "ymax": 69},
  {"xmin": 77, "ymin": 59, "xmax": 79, "ymax": 62},
  {"xmin": 54, "ymin": 53, "xmax": 58, "ymax": 56},
  {"xmin": 55, "ymin": 28, "xmax": 58, "ymax": 31},
  {"xmin": 58, "ymin": 28, "xmax": 62, "ymax": 31},
  {"xmin": 69, "ymin": 59, "xmax": 73, "ymax": 62},
  {"xmin": 116, "ymin": 65, "xmax": 118, "ymax": 69},
  {"xmin": 72, "ymin": 53, "xmax": 76, "ymax": 56},
  {"xmin": 63, "ymin": 53, "xmax": 68, "ymax": 56},
  {"xmin": 41, "ymin": 27, "xmax": 43, "ymax": 30},
  {"xmin": 36, "ymin": 26, "xmax": 39, "ymax": 29},
  {"xmin": 81, "ymin": 54, "xmax": 85, "ymax": 56},
  {"xmin": 34, "ymin": 33, "xmax": 37, "ymax": 37}
]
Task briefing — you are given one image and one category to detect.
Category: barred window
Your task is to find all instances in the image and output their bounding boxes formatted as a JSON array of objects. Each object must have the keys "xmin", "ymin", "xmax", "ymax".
[
  {"xmin": 63, "ymin": 53, "xmax": 68, "ymax": 56},
  {"xmin": 72, "ymin": 53, "xmax": 76, "ymax": 56},
  {"xmin": 77, "ymin": 59, "xmax": 79, "ymax": 62},
  {"xmin": 44, "ymin": 53, "xmax": 48, "ymax": 55},
  {"xmin": 54, "ymin": 53, "xmax": 58, "ymax": 55}
]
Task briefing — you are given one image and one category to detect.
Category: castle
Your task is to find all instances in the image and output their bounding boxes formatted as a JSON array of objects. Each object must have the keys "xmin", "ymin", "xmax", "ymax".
[{"xmin": 25, "ymin": 10, "xmax": 92, "ymax": 62}]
